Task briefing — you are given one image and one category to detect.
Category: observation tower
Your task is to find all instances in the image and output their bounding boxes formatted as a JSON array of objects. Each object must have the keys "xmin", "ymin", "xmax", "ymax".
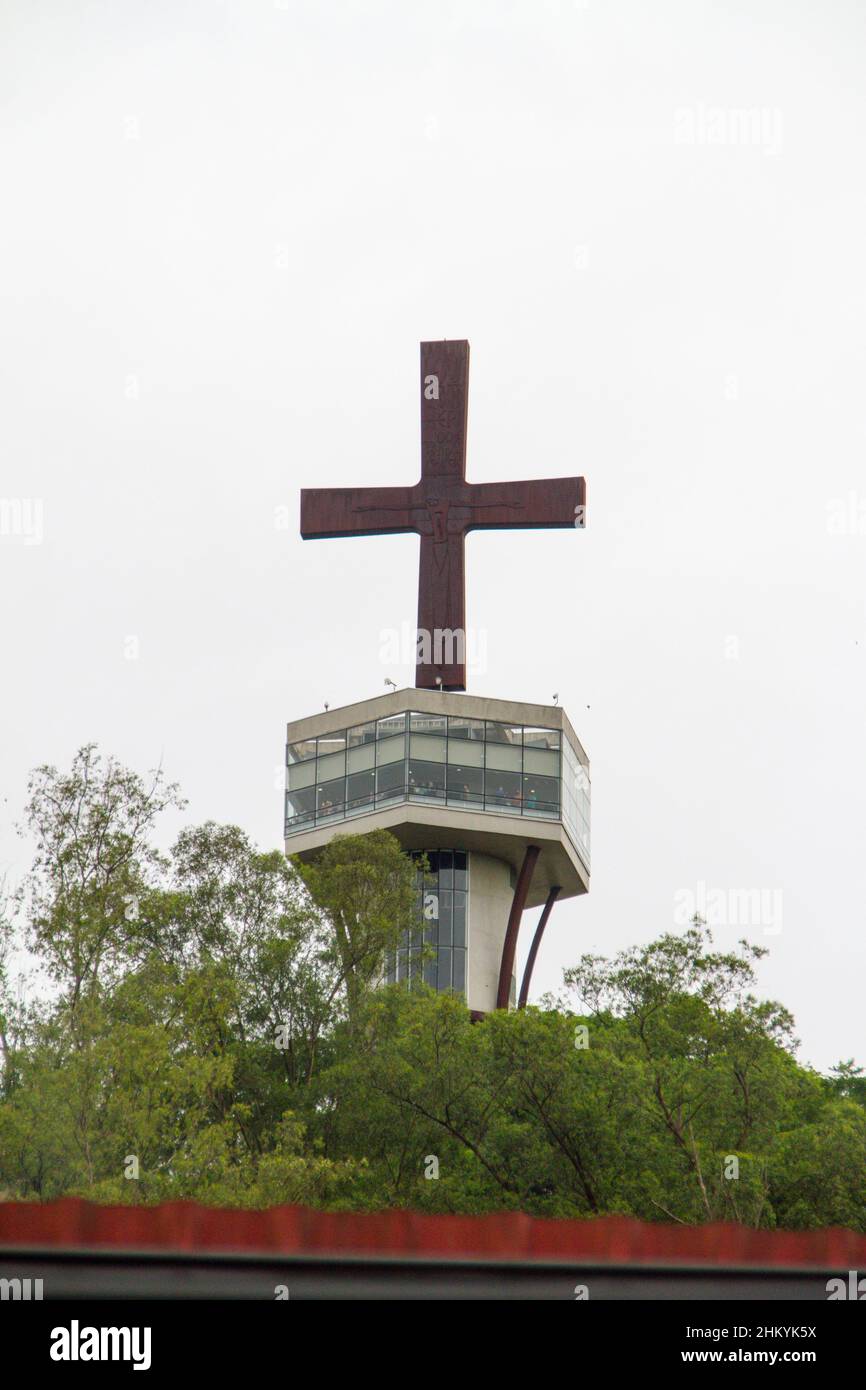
[{"xmin": 286, "ymin": 340, "xmax": 589, "ymax": 1012}]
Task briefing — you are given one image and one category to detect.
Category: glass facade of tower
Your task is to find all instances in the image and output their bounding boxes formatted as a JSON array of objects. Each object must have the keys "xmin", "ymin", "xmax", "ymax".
[
  {"xmin": 383, "ymin": 850, "xmax": 468, "ymax": 995},
  {"xmin": 285, "ymin": 711, "xmax": 590, "ymax": 867}
]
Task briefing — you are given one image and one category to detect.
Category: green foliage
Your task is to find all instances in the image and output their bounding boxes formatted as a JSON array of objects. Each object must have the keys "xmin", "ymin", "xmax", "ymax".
[
  {"xmin": 293, "ymin": 829, "xmax": 418, "ymax": 1027},
  {"xmin": 0, "ymin": 746, "xmax": 861, "ymax": 1231}
]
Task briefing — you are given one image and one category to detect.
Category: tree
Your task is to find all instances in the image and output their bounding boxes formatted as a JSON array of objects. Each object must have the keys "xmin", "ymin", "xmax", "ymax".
[
  {"xmin": 1, "ymin": 747, "xmax": 864, "ymax": 1231},
  {"xmin": 17, "ymin": 743, "xmax": 184, "ymax": 1013},
  {"xmin": 293, "ymin": 830, "xmax": 418, "ymax": 1029},
  {"xmin": 827, "ymin": 1060, "xmax": 866, "ymax": 1107},
  {"xmin": 550, "ymin": 920, "xmax": 802, "ymax": 1224}
]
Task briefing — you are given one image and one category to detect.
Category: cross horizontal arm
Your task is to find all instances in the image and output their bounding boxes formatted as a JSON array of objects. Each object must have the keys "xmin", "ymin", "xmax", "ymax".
[
  {"xmin": 464, "ymin": 476, "xmax": 585, "ymax": 531},
  {"xmin": 300, "ymin": 487, "xmax": 419, "ymax": 539}
]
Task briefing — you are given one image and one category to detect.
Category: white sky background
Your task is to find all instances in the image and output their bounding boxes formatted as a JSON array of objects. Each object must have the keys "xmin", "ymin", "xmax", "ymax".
[{"xmin": 1, "ymin": 0, "xmax": 864, "ymax": 1071}]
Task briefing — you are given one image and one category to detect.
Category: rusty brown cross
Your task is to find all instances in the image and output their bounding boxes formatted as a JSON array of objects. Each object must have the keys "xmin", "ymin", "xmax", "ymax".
[{"xmin": 300, "ymin": 340, "xmax": 585, "ymax": 690}]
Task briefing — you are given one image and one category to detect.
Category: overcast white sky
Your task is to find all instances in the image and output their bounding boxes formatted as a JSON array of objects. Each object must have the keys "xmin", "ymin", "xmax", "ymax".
[{"xmin": 2, "ymin": 0, "xmax": 864, "ymax": 1071}]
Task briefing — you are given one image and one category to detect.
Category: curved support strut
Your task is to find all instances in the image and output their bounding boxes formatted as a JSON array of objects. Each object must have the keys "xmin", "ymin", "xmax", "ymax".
[
  {"xmin": 517, "ymin": 886, "xmax": 561, "ymax": 1008},
  {"xmin": 496, "ymin": 845, "xmax": 540, "ymax": 1010}
]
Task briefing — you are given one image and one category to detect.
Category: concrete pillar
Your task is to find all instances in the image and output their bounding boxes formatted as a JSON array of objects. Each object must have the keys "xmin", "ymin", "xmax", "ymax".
[{"xmin": 466, "ymin": 852, "xmax": 516, "ymax": 1013}]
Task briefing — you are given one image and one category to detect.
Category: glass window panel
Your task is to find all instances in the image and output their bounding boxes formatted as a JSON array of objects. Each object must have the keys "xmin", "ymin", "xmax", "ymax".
[
  {"xmin": 410, "ymin": 711, "xmax": 447, "ymax": 735},
  {"xmin": 287, "ymin": 760, "xmax": 316, "ymax": 790},
  {"xmin": 524, "ymin": 726, "xmax": 561, "ymax": 751},
  {"xmin": 286, "ymin": 787, "xmax": 316, "ymax": 822},
  {"xmin": 377, "ymin": 713, "xmax": 406, "ymax": 739},
  {"xmin": 316, "ymin": 779, "xmax": 344, "ymax": 816},
  {"xmin": 437, "ymin": 948, "xmax": 452, "ymax": 992},
  {"xmin": 408, "ymin": 761, "xmax": 445, "ymax": 798},
  {"xmin": 423, "ymin": 956, "xmax": 438, "ymax": 988},
  {"xmin": 447, "ymin": 738, "xmax": 483, "ymax": 766},
  {"xmin": 376, "ymin": 734, "xmax": 405, "ymax": 766},
  {"xmin": 453, "ymin": 891, "xmax": 466, "ymax": 944},
  {"xmin": 347, "ymin": 742, "xmax": 375, "ymax": 773},
  {"xmin": 347, "ymin": 722, "xmax": 377, "ymax": 747},
  {"xmin": 448, "ymin": 716, "xmax": 485, "ymax": 740},
  {"xmin": 410, "ymin": 733, "xmax": 446, "ymax": 762},
  {"xmin": 447, "ymin": 764, "xmax": 483, "ymax": 804},
  {"xmin": 317, "ymin": 731, "xmax": 346, "ymax": 757},
  {"xmin": 346, "ymin": 770, "xmax": 375, "ymax": 811},
  {"xmin": 486, "ymin": 721, "xmax": 522, "ymax": 745},
  {"xmin": 424, "ymin": 851, "xmax": 440, "ymax": 876},
  {"xmin": 485, "ymin": 721, "xmax": 509, "ymax": 743},
  {"xmin": 557, "ymin": 736, "xmax": 591, "ymax": 866},
  {"xmin": 452, "ymin": 948, "xmax": 466, "ymax": 995},
  {"xmin": 316, "ymin": 750, "xmax": 345, "ymax": 782},
  {"xmin": 287, "ymin": 738, "xmax": 316, "ymax": 764},
  {"xmin": 485, "ymin": 769, "xmax": 522, "ymax": 810},
  {"xmin": 485, "ymin": 742, "xmax": 522, "ymax": 772},
  {"xmin": 438, "ymin": 897, "xmax": 452, "ymax": 944},
  {"xmin": 522, "ymin": 774, "xmax": 559, "ymax": 814},
  {"xmin": 450, "ymin": 767, "xmax": 483, "ymax": 811},
  {"xmin": 524, "ymin": 747, "xmax": 559, "ymax": 777},
  {"xmin": 376, "ymin": 762, "xmax": 405, "ymax": 798}
]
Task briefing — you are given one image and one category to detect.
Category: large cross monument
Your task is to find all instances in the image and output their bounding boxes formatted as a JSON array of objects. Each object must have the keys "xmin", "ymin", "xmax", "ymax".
[{"xmin": 286, "ymin": 341, "xmax": 590, "ymax": 1012}]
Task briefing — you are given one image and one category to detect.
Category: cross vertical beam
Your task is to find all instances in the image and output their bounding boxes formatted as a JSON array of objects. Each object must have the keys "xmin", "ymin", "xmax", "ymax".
[{"xmin": 299, "ymin": 341, "xmax": 585, "ymax": 691}]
